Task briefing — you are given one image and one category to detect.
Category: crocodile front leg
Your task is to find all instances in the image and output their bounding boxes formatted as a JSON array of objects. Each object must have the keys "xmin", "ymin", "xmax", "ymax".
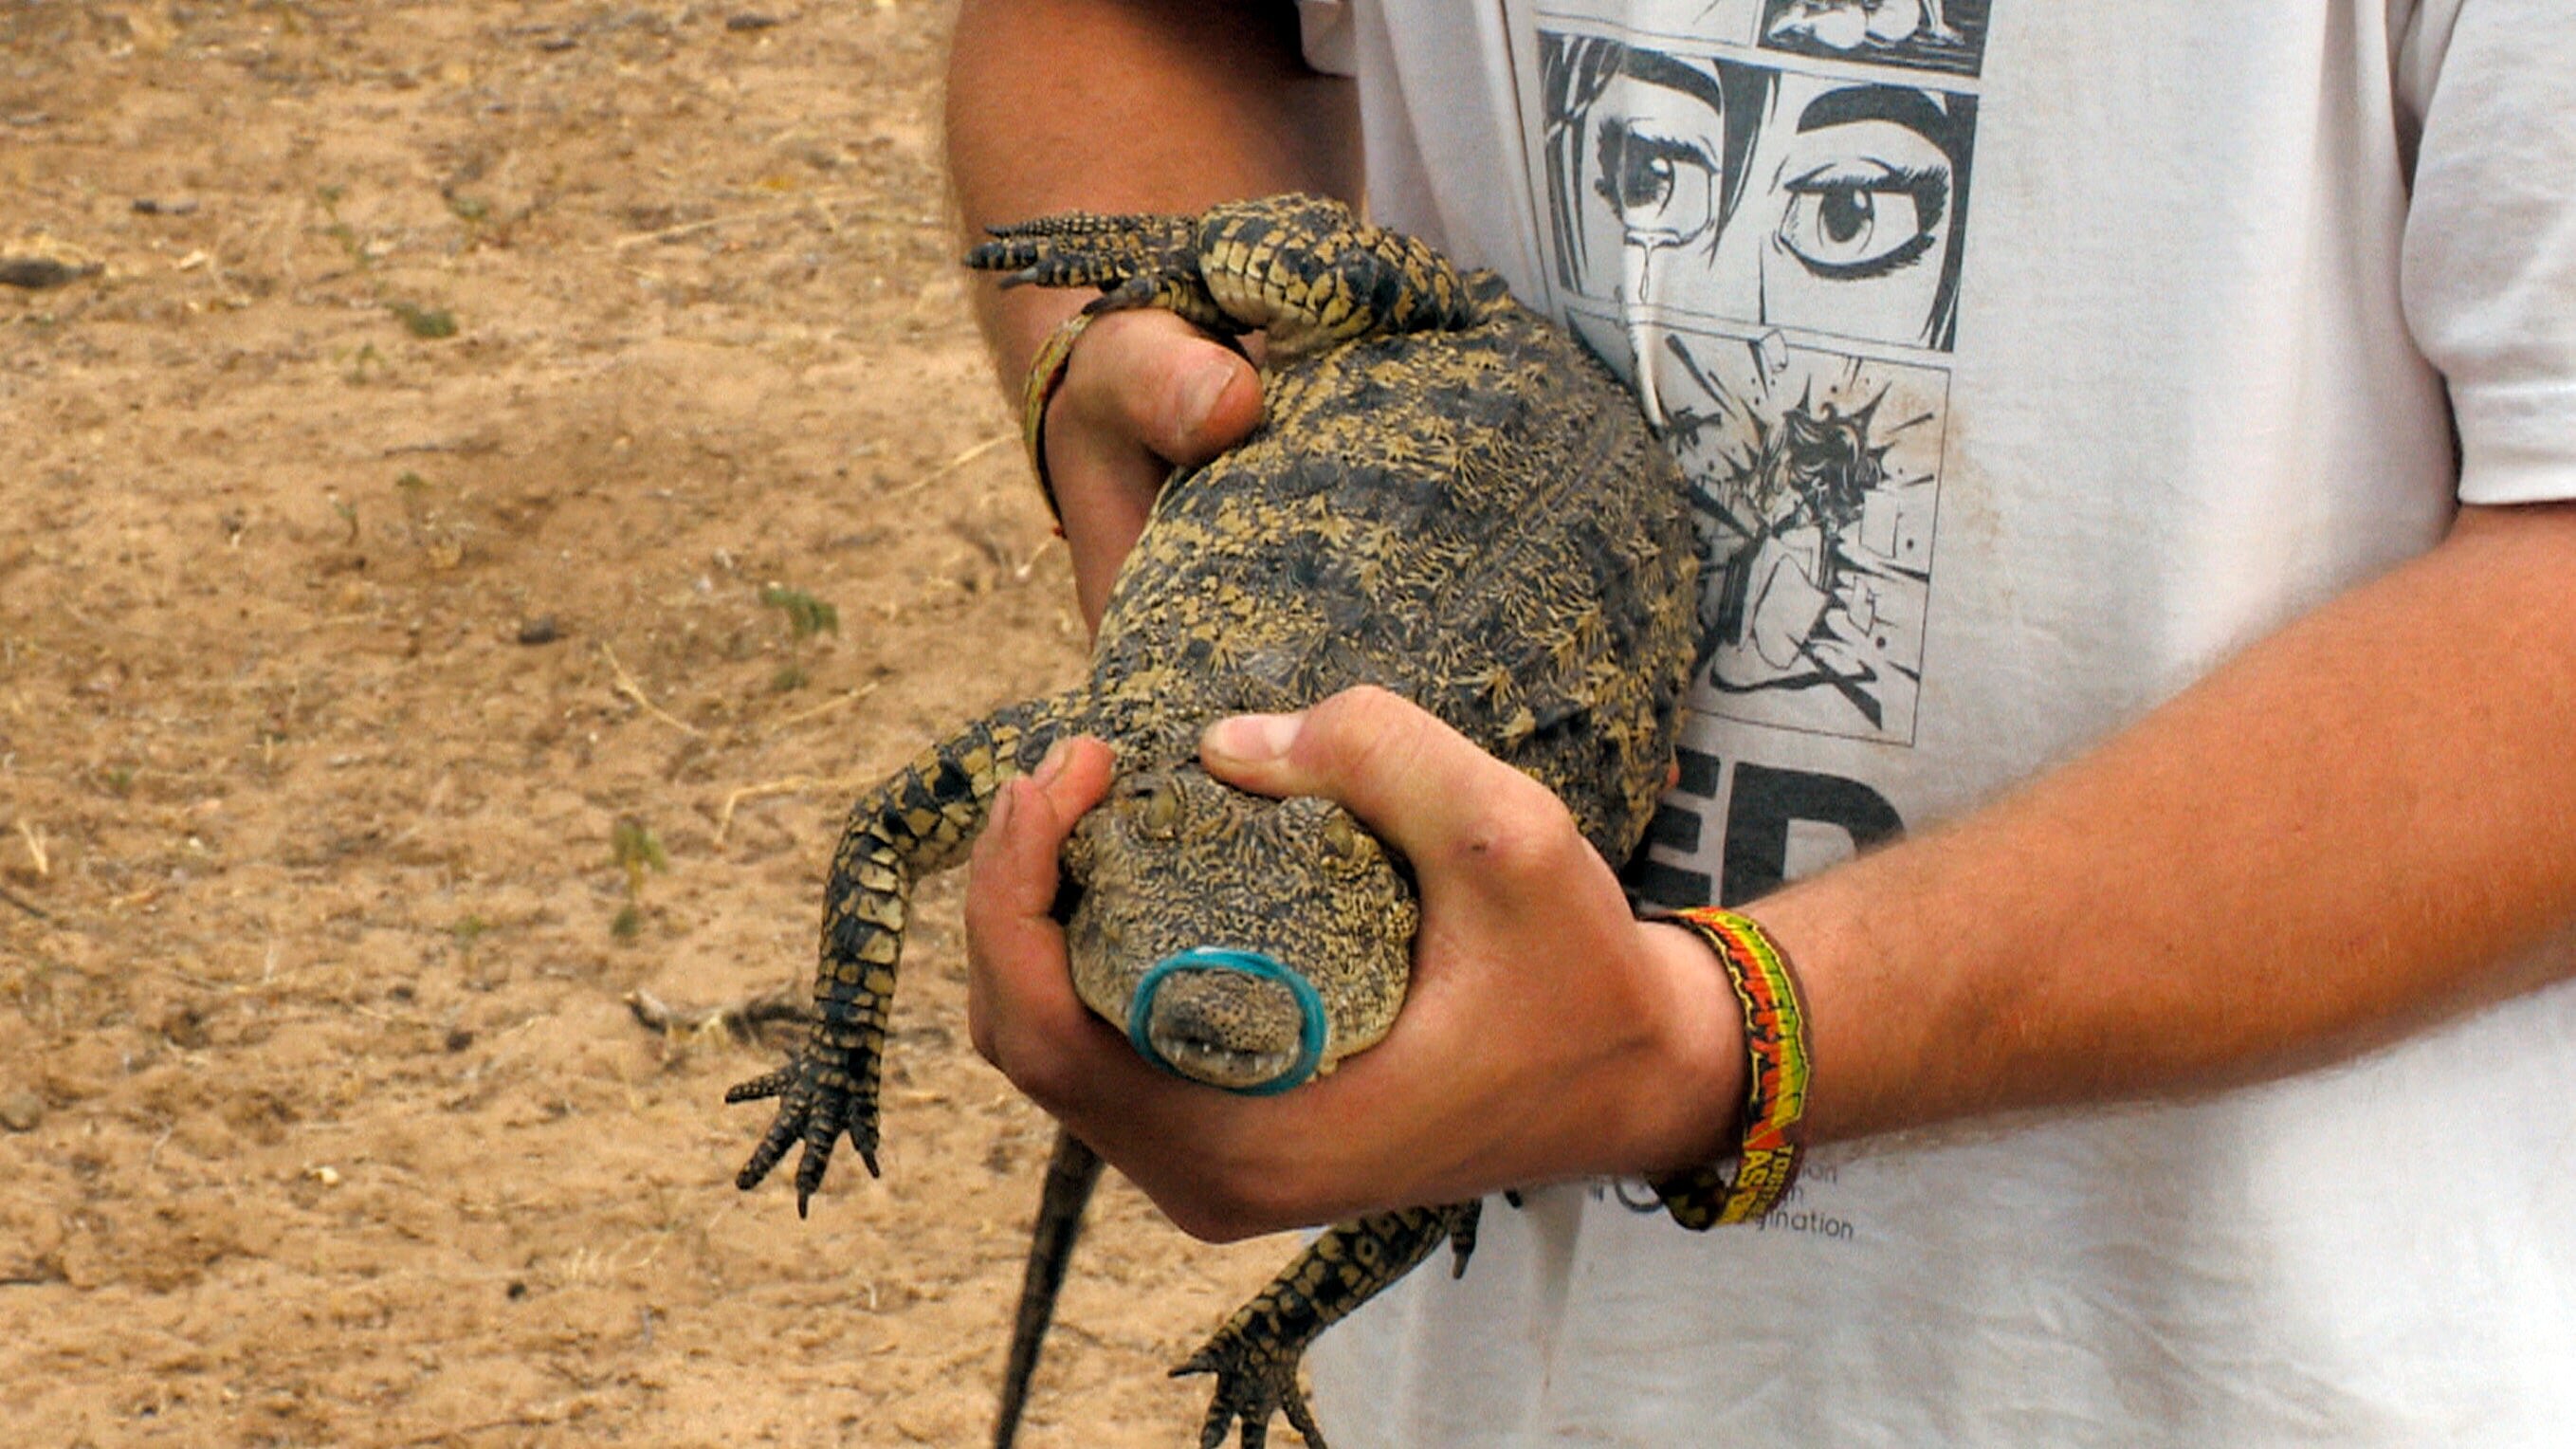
[
  {"xmin": 729, "ymin": 692, "xmax": 1080, "ymax": 1215},
  {"xmin": 965, "ymin": 194, "xmax": 1483, "ymax": 358},
  {"xmin": 1178, "ymin": 1199, "xmax": 1483, "ymax": 1449},
  {"xmin": 965, "ymin": 210, "xmax": 1233, "ymax": 335}
]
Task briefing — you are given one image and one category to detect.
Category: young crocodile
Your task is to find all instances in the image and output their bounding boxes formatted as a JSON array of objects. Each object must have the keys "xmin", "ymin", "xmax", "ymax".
[{"xmin": 726, "ymin": 194, "xmax": 1698, "ymax": 1448}]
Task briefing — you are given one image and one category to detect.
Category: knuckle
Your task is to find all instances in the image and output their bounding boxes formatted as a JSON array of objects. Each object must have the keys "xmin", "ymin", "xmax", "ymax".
[
  {"xmin": 1161, "ymin": 1183, "xmax": 1283, "ymax": 1245},
  {"xmin": 1301, "ymin": 685, "xmax": 1416, "ymax": 775},
  {"xmin": 1144, "ymin": 1136, "xmax": 1309, "ymax": 1243},
  {"xmin": 1454, "ymin": 794, "xmax": 1584, "ymax": 882},
  {"xmin": 961, "ymin": 960, "xmax": 1009, "ymax": 1071},
  {"xmin": 1331, "ymin": 683, "xmax": 1406, "ymax": 719},
  {"xmin": 1003, "ymin": 1037, "xmax": 1083, "ymax": 1113},
  {"xmin": 965, "ymin": 1005, "xmax": 1000, "ymax": 1068},
  {"xmin": 959, "ymin": 881, "xmax": 1011, "ymax": 954},
  {"xmin": 1159, "ymin": 1201, "xmax": 1230, "ymax": 1243}
]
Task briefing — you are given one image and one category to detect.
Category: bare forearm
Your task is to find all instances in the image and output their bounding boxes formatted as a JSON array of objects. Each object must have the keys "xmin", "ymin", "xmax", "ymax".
[
  {"xmin": 944, "ymin": 0, "xmax": 1359, "ymax": 372},
  {"xmin": 1759, "ymin": 502, "xmax": 2576, "ymax": 1144}
]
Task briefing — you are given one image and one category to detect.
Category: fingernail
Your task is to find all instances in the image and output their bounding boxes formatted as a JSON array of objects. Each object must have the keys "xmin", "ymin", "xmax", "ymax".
[
  {"xmin": 1204, "ymin": 712, "xmax": 1302, "ymax": 764},
  {"xmin": 1179, "ymin": 359, "xmax": 1236, "ymax": 438},
  {"xmin": 1033, "ymin": 740, "xmax": 1070, "ymax": 787},
  {"xmin": 988, "ymin": 779, "xmax": 1018, "ymax": 835}
]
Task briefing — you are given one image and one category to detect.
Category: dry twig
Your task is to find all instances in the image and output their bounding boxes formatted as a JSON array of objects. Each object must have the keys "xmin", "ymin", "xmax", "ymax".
[
  {"xmin": 394, "ymin": 1408, "xmax": 566, "ymax": 1447},
  {"xmin": 604, "ymin": 189, "xmax": 871, "ymax": 251},
  {"xmin": 714, "ymin": 774, "xmax": 875, "ymax": 844},
  {"xmin": 0, "ymin": 882, "xmax": 48, "ymax": 921},
  {"xmin": 626, "ymin": 985, "xmax": 810, "ymax": 1049},
  {"xmin": 884, "ymin": 434, "xmax": 1013, "ymax": 501},
  {"xmin": 772, "ymin": 679, "xmax": 881, "ymax": 732},
  {"xmin": 599, "ymin": 643, "xmax": 703, "ymax": 738}
]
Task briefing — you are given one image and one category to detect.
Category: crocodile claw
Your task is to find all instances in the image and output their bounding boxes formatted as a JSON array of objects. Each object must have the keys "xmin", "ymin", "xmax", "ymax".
[
  {"xmin": 1174, "ymin": 1327, "xmax": 1328, "ymax": 1449},
  {"xmin": 962, "ymin": 213, "xmax": 1218, "ymax": 334},
  {"xmin": 726, "ymin": 1036, "xmax": 880, "ymax": 1217}
]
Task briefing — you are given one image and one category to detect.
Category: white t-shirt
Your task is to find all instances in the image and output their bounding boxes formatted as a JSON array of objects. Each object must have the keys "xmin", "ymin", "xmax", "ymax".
[{"xmin": 1292, "ymin": 1, "xmax": 2576, "ymax": 1441}]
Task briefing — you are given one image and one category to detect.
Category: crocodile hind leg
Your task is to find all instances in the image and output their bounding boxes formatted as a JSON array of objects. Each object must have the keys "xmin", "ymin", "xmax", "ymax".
[
  {"xmin": 729, "ymin": 692, "xmax": 1081, "ymax": 1216},
  {"xmin": 1178, "ymin": 1199, "xmax": 1483, "ymax": 1449},
  {"xmin": 991, "ymin": 1129, "xmax": 1105, "ymax": 1449},
  {"xmin": 965, "ymin": 194, "xmax": 1487, "ymax": 358}
]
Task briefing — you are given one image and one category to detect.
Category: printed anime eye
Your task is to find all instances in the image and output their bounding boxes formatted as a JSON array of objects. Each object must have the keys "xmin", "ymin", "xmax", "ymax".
[
  {"xmin": 1776, "ymin": 159, "xmax": 1948, "ymax": 280},
  {"xmin": 1595, "ymin": 118, "xmax": 1719, "ymax": 248}
]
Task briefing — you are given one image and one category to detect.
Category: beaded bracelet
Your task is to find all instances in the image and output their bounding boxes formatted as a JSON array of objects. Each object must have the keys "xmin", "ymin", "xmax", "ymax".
[
  {"xmin": 1644, "ymin": 906, "xmax": 1814, "ymax": 1230},
  {"xmin": 1017, "ymin": 308, "xmax": 1097, "ymax": 535}
]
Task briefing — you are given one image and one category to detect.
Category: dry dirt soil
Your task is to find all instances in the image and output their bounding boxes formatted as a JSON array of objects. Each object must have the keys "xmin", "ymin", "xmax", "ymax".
[{"xmin": 0, "ymin": 5, "xmax": 1299, "ymax": 1444}]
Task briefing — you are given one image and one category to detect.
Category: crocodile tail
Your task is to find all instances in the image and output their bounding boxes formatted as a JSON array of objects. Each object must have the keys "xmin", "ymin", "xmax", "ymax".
[{"xmin": 993, "ymin": 1129, "xmax": 1106, "ymax": 1449}]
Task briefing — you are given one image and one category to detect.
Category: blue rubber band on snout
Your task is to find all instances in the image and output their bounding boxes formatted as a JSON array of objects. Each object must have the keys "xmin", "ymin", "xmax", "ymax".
[{"xmin": 1126, "ymin": 947, "xmax": 1328, "ymax": 1096}]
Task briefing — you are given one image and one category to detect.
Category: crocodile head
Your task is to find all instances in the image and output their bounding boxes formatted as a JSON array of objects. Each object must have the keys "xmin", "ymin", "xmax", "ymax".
[{"xmin": 1059, "ymin": 763, "xmax": 1416, "ymax": 1094}]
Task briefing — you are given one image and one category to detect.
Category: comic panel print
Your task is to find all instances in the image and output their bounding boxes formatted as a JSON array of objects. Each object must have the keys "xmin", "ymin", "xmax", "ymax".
[
  {"xmin": 1759, "ymin": 0, "xmax": 1993, "ymax": 77},
  {"xmin": 1537, "ymin": 29, "xmax": 1977, "ymax": 352},
  {"xmin": 1567, "ymin": 312, "xmax": 1947, "ymax": 744},
  {"xmin": 1540, "ymin": 0, "xmax": 1991, "ymax": 70},
  {"xmin": 1535, "ymin": 0, "xmax": 1771, "ymax": 46}
]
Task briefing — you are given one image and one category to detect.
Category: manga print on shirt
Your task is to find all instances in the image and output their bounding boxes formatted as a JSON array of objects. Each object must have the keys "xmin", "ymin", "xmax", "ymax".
[
  {"xmin": 1533, "ymin": 23, "xmax": 1972, "ymax": 746},
  {"xmin": 1758, "ymin": 0, "xmax": 1994, "ymax": 78},
  {"xmin": 1536, "ymin": 30, "xmax": 1978, "ymax": 352},
  {"xmin": 1567, "ymin": 313, "xmax": 1948, "ymax": 744},
  {"xmin": 1575, "ymin": 0, "xmax": 1996, "ymax": 75}
]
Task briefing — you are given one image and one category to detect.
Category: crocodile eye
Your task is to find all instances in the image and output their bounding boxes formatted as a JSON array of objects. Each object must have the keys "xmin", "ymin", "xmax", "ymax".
[
  {"xmin": 1133, "ymin": 780, "xmax": 1183, "ymax": 839},
  {"xmin": 1320, "ymin": 811, "xmax": 1372, "ymax": 871}
]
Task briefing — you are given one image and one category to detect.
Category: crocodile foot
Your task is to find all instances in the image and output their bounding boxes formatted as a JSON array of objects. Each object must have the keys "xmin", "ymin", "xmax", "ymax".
[
  {"xmin": 1173, "ymin": 1321, "xmax": 1329, "ymax": 1449},
  {"xmin": 725, "ymin": 1023, "xmax": 880, "ymax": 1217},
  {"xmin": 963, "ymin": 212, "xmax": 1215, "ymax": 327},
  {"xmin": 965, "ymin": 195, "xmax": 1481, "ymax": 356}
]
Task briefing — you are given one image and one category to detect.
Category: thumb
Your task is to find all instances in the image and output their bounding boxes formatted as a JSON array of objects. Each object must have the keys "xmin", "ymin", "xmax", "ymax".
[
  {"xmin": 966, "ymin": 736, "xmax": 1115, "ymax": 923},
  {"xmin": 1064, "ymin": 309, "xmax": 1263, "ymax": 467},
  {"xmin": 1198, "ymin": 686, "xmax": 1556, "ymax": 870},
  {"xmin": 963, "ymin": 738, "xmax": 1116, "ymax": 1064}
]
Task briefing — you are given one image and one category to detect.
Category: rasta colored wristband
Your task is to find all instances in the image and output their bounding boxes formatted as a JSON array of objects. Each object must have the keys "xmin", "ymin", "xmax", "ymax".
[
  {"xmin": 1644, "ymin": 906, "xmax": 1814, "ymax": 1230},
  {"xmin": 1018, "ymin": 308, "xmax": 1096, "ymax": 536}
]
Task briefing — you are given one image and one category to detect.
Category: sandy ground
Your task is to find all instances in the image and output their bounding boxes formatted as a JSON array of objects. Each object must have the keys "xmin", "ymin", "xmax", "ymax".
[{"xmin": 0, "ymin": 4, "xmax": 1297, "ymax": 1444}]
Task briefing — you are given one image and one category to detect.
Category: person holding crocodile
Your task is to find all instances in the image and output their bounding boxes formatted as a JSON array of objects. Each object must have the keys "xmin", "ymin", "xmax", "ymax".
[{"xmin": 946, "ymin": 0, "xmax": 2576, "ymax": 1440}]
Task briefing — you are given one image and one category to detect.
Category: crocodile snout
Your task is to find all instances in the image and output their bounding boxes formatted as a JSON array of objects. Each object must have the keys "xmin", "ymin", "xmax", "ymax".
[{"xmin": 1128, "ymin": 947, "xmax": 1327, "ymax": 1095}]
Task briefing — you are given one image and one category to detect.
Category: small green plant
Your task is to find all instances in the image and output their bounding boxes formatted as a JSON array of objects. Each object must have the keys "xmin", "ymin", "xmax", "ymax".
[
  {"xmin": 758, "ymin": 584, "xmax": 837, "ymax": 694},
  {"xmin": 452, "ymin": 914, "xmax": 491, "ymax": 947},
  {"xmin": 389, "ymin": 302, "xmax": 458, "ymax": 339},
  {"xmin": 343, "ymin": 341, "xmax": 385, "ymax": 385},
  {"xmin": 610, "ymin": 819, "xmax": 667, "ymax": 942},
  {"xmin": 445, "ymin": 193, "xmax": 491, "ymax": 225},
  {"xmin": 100, "ymin": 766, "xmax": 136, "ymax": 798},
  {"xmin": 758, "ymin": 584, "xmax": 838, "ymax": 641},
  {"xmin": 612, "ymin": 819, "xmax": 667, "ymax": 896},
  {"xmin": 610, "ymin": 819, "xmax": 669, "ymax": 944},
  {"xmin": 317, "ymin": 183, "xmax": 367, "ymax": 270}
]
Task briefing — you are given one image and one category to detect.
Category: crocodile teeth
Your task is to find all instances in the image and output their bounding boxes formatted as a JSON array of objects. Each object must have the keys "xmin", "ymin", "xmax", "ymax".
[{"xmin": 1149, "ymin": 1032, "xmax": 1301, "ymax": 1092}]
